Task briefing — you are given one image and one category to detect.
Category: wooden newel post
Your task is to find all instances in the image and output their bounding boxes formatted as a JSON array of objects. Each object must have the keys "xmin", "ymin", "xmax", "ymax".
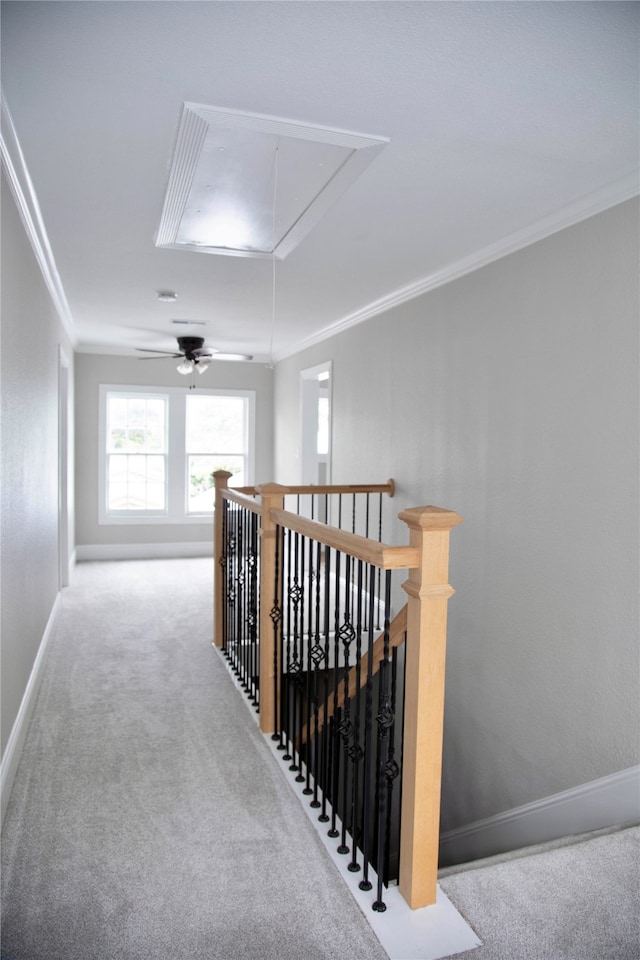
[
  {"xmin": 398, "ymin": 505, "xmax": 463, "ymax": 909},
  {"xmin": 255, "ymin": 483, "xmax": 287, "ymax": 735},
  {"xmin": 213, "ymin": 470, "xmax": 232, "ymax": 649}
]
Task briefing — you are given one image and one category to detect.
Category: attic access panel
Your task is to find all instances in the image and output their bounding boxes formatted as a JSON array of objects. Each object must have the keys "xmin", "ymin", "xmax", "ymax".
[{"xmin": 156, "ymin": 103, "xmax": 388, "ymax": 260}]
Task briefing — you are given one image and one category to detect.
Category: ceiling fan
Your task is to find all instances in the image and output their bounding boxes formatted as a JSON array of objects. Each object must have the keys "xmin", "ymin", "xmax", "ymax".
[{"xmin": 137, "ymin": 336, "xmax": 252, "ymax": 375}]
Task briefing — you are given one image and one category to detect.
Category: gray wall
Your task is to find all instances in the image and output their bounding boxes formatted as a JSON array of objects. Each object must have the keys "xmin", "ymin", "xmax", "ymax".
[
  {"xmin": 1, "ymin": 169, "xmax": 74, "ymax": 757},
  {"xmin": 74, "ymin": 353, "xmax": 274, "ymax": 549},
  {"xmin": 273, "ymin": 199, "xmax": 639, "ymax": 832}
]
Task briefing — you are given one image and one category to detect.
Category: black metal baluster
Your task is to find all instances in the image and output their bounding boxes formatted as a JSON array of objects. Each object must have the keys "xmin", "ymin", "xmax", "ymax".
[
  {"xmin": 272, "ymin": 525, "xmax": 284, "ymax": 746},
  {"xmin": 220, "ymin": 499, "xmax": 228, "ymax": 655},
  {"xmin": 318, "ymin": 547, "xmax": 332, "ymax": 825},
  {"xmin": 376, "ymin": 494, "xmax": 383, "ymax": 629},
  {"xmin": 282, "ymin": 529, "xmax": 293, "ymax": 761},
  {"xmin": 227, "ymin": 506, "xmax": 238, "ymax": 671},
  {"xmin": 359, "ymin": 566, "xmax": 377, "ymax": 894},
  {"xmin": 292, "ymin": 534, "xmax": 306, "ymax": 783},
  {"xmin": 373, "ymin": 570, "xmax": 393, "ymax": 912},
  {"xmin": 328, "ymin": 549, "xmax": 342, "ymax": 840},
  {"xmin": 348, "ymin": 559, "xmax": 365, "ymax": 874},
  {"xmin": 238, "ymin": 506, "xmax": 247, "ymax": 690},
  {"xmin": 248, "ymin": 510, "xmax": 259, "ymax": 708},
  {"xmin": 310, "ymin": 537, "xmax": 324, "ymax": 810},
  {"xmin": 303, "ymin": 533, "xmax": 315, "ymax": 796},
  {"xmin": 337, "ymin": 555, "xmax": 355, "ymax": 855},
  {"xmin": 383, "ymin": 645, "xmax": 401, "ymax": 884}
]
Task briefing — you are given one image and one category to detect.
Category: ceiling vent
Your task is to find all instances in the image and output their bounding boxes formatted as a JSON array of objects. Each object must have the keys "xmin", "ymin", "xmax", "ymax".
[{"xmin": 155, "ymin": 103, "xmax": 387, "ymax": 260}]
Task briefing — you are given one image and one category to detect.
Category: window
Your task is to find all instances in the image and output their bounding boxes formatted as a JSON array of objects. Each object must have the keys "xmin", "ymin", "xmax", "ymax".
[
  {"xmin": 105, "ymin": 393, "xmax": 168, "ymax": 513},
  {"xmin": 185, "ymin": 394, "xmax": 249, "ymax": 513},
  {"xmin": 99, "ymin": 385, "xmax": 255, "ymax": 524}
]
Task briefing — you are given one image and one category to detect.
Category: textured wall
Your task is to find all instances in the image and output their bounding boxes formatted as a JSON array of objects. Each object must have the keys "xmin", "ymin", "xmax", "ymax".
[
  {"xmin": 1, "ymin": 171, "xmax": 74, "ymax": 756},
  {"xmin": 274, "ymin": 199, "xmax": 639, "ymax": 830},
  {"xmin": 74, "ymin": 353, "xmax": 274, "ymax": 548}
]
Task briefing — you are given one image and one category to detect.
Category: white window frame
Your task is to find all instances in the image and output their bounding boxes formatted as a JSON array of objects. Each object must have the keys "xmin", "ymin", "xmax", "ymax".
[{"xmin": 99, "ymin": 384, "xmax": 255, "ymax": 525}]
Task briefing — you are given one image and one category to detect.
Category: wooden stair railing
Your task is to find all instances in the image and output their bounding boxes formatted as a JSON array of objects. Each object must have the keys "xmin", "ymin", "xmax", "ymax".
[
  {"xmin": 298, "ymin": 604, "xmax": 408, "ymax": 745},
  {"xmin": 213, "ymin": 471, "xmax": 462, "ymax": 911}
]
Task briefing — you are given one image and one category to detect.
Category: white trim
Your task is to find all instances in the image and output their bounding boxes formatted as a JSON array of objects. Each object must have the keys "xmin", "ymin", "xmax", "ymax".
[
  {"xmin": 0, "ymin": 95, "xmax": 77, "ymax": 347},
  {"xmin": 1, "ymin": 594, "xmax": 62, "ymax": 825},
  {"xmin": 76, "ymin": 541, "xmax": 213, "ymax": 561},
  {"xmin": 275, "ymin": 172, "xmax": 640, "ymax": 362},
  {"xmin": 438, "ymin": 765, "xmax": 640, "ymax": 868}
]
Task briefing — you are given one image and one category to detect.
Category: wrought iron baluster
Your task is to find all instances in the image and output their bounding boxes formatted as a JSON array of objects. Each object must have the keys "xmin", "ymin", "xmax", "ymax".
[
  {"xmin": 383, "ymin": 645, "xmax": 401, "ymax": 885},
  {"xmin": 303, "ymin": 533, "xmax": 315, "ymax": 796},
  {"xmin": 310, "ymin": 538, "xmax": 324, "ymax": 810},
  {"xmin": 328, "ymin": 549, "xmax": 342, "ymax": 840},
  {"xmin": 348, "ymin": 559, "xmax": 365, "ymax": 874},
  {"xmin": 372, "ymin": 570, "xmax": 393, "ymax": 913},
  {"xmin": 248, "ymin": 509, "xmax": 259, "ymax": 708},
  {"xmin": 291, "ymin": 533, "xmax": 306, "ymax": 783},
  {"xmin": 319, "ymin": 547, "xmax": 332, "ymax": 825},
  {"xmin": 238, "ymin": 506, "xmax": 247, "ymax": 690},
  {"xmin": 359, "ymin": 566, "xmax": 377, "ymax": 894},
  {"xmin": 220, "ymin": 499, "xmax": 229, "ymax": 655},
  {"xmin": 282, "ymin": 529, "xmax": 293, "ymax": 761},
  {"xmin": 337, "ymin": 554, "xmax": 355, "ymax": 855},
  {"xmin": 272, "ymin": 524, "xmax": 284, "ymax": 746},
  {"xmin": 376, "ymin": 494, "xmax": 384, "ymax": 629}
]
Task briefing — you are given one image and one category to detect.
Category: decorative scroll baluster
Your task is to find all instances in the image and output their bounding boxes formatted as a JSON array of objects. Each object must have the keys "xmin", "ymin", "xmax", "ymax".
[
  {"xmin": 373, "ymin": 570, "xmax": 393, "ymax": 912},
  {"xmin": 337, "ymin": 554, "xmax": 355, "ymax": 856},
  {"xmin": 247, "ymin": 510, "xmax": 259, "ymax": 708},
  {"xmin": 318, "ymin": 547, "xmax": 332, "ymax": 826},
  {"xmin": 282, "ymin": 529, "xmax": 293, "ymax": 762},
  {"xmin": 348, "ymin": 559, "xmax": 365, "ymax": 874},
  {"xmin": 358, "ymin": 567, "xmax": 377, "ymax": 894},
  {"xmin": 310, "ymin": 538, "xmax": 324, "ymax": 810},
  {"xmin": 271, "ymin": 525, "xmax": 283, "ymax": 744}
]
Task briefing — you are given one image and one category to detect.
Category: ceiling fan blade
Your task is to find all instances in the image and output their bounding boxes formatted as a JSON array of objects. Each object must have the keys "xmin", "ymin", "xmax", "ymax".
[
  {"xmin": 208, "ymin": 352, "xmax": 253, "ymax": 361},
  {"xmin": 136, "ymin": 347, "xmax": 182, "ymax": 356}
]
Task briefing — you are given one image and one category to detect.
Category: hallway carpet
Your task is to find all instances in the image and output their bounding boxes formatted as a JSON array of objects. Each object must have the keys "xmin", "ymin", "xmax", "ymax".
[
  {"xmin": 438, "ymin": 825, "xmax": 639, "ymax": 960},
  {"xmin": 1, "ymin": 559, "xmax": 389, "ymax": 960}
]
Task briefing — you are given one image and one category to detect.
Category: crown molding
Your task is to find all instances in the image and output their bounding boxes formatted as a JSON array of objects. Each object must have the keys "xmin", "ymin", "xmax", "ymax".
[
  {"xmin": 276, "ymin": 171, "xmax": 640, "ymax": 363},
  {"xmin": 1, "ymin": 94, "xmax": 77, "ymax": 347}
]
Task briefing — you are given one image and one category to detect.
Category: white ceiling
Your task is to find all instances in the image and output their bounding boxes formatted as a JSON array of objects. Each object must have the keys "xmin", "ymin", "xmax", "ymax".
[{"xmin": 1, "ymin": 1, "xmax": 638, "ymax": 364}]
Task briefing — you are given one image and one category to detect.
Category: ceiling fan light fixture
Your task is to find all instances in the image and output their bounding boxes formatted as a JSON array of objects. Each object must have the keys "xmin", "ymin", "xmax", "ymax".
[
  {"xmin": 176, "ymin": 359, "xmax": 194, "ymax": 375},
  {"xmin": 196, "ymin": 362, "xmax": 209, "ymax": 375}
]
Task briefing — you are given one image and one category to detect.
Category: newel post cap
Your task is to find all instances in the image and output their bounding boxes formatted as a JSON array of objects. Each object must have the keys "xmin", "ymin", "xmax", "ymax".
[
  {"xmin": 398, "ymin": 505, "xmax": 463, "ymax": 531},
  {"xmin": 255, "ymin": 482, "xmax": 289, "ymax": 497},
  {"xmin": 213, "ymin": 469, "xmax": 233, "ymax": 486}
]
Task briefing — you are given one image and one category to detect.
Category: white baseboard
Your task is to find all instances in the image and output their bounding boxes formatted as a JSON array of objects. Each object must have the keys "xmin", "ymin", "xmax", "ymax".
[
  {"xmin": 76, "ymin": 541, "xmax": 213, "ymax": 561},
  {"xmin": 439, "ymin": 765, "xmax": 640, "ymax": 867},
  {"xmin": 1, "ymin": 593, "xmax": 62, "ymax": 825}
]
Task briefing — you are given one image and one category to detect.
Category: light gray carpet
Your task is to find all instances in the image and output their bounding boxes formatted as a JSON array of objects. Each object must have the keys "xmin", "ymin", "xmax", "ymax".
[
  {"xmin": 438, "ymin": 825, "xmax": 640, "ymax": 960},
  {"xmin": 1, "ymin": 559, "xmax": 389, "ymax": 960}
]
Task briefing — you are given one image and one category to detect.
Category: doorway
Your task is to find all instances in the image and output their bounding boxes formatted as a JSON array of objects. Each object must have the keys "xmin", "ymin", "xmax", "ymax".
[{"xmin": 300, "ymin": 361, "xmax": 332, "ymax": 487}]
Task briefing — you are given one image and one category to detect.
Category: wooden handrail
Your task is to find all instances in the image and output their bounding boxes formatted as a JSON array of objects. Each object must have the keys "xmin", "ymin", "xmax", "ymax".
[
  {"xmin": 298, "ymin": 604, "xmax": 408, "ymax": 745},
  {"xmin": 223, "ymin": 479, "xmax": 394, "ymax": 501},
  {"xmin": 258, "ymin": 479, "xmax": 395, "ymax": 498},
  {"xmin": 221, "ymin": 487, "xmax": 262, "ymax": 514},
  {"xmin": 269, "ymin": 508, "xmax": 419, "ymax": 570}
]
